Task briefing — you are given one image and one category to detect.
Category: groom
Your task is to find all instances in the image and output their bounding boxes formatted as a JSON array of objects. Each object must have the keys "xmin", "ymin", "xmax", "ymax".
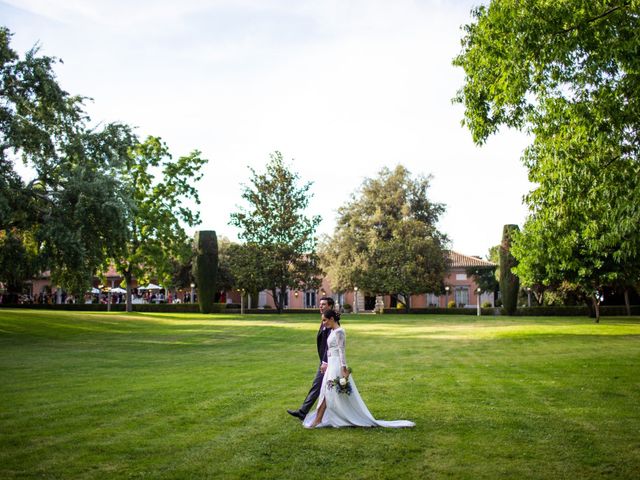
[{"xmin": 287, "ymin": 296, "xmax": 337, "ymax": 421}]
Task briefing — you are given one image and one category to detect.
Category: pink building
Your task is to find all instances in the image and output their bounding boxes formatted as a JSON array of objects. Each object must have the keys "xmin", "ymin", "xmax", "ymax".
[
  {"xmin": 21, "ymin": 251, "xmax": 495, "ymax": 310},
  {"xmin": 257, "ymin": 251, "xmax": 496, "ymax": 311}
]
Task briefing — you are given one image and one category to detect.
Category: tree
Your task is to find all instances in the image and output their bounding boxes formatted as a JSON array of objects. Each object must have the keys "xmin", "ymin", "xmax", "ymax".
[
  {"xmin": 453, "ymin": 1, "xmax": 640, "ymax": 320},
  {"xmin": 500, "ymin": 224, "xmax": 520, "ymax": 315},
  {"xmin": 216, "ymin": 236, "xmax": 238, "ymax": 294},
  {"xmin": 1, "ymin": 27, "xmax": 137, "ymax": 298},
  {"xmin": 112, "ymin": 136, "xmax": 207, "ymax": 312},
  {"xmin": 226, "ymin": 242, "xmax": 271, "ymax": 307},
  {"xmin": 322, "ymin": 165, "xmax": 448, "ymax": 311},
  {"xmin": 193, "ymin": 230, "xmax": 218, "ymax": 314},
  {"xmin": 229, "ymin": 152, "xmax": 322, "ymax": 313},
  {"xmin": 465, "ymin": 246, "xmax": 500, "ymax": 305}
]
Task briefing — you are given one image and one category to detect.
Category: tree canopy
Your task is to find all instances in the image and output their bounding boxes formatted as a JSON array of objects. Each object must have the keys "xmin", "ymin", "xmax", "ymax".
[
  {"xmin": 0, "ymin": 27, "xmax": 207, "ymax": 303},
  {"xmin": 0, "ymin": 27, "xmax": 136, "ymax": 297},
  {"xmin": 113, "ymin": 136, "xmax": 207, "ymax": 311},
  {"xmin": 321, "ymin": 165, "xmax": 448, "ymax": 310},
  {"xmin": 229, "ymin": 152, "xmax": 321, "ymax": 312},
  {"xmin": 454, "ymin": 1, "xmax": 640, "ymax": 318}
]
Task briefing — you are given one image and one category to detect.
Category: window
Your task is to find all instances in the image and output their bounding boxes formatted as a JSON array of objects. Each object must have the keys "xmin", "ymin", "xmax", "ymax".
[
  {"xmin": 456, "ymin": 273, "xmax": 467, "ymax": 280},
  {"xmin": 455, "ymin": 287, "xmax": 469, "ymax": 307},
  {"xmin": 426, "ymin": 293, "xmax": 439, "ymax": 307},
  {"xmin": 275, "ymin": 288, "xmax": 289, "ymax": 308},
  {"xmin": 305, "ymin": 290, "xmax": 317, "ymax": 308}
]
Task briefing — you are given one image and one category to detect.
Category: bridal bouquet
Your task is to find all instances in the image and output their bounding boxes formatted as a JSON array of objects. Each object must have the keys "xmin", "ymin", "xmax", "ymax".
[{"xmin": 327, "ymin": 368, "xmax": 353, "ymax": 395}]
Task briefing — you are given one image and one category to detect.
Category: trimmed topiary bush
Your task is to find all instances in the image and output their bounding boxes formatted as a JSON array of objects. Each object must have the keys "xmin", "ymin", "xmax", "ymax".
[
  {"xmin": 500, "ymin": 224, "xmax": 520, "ymax": 315},
  {"xmin": 193, "ymin": 230, "xmax": 219, "ymax": 314}
]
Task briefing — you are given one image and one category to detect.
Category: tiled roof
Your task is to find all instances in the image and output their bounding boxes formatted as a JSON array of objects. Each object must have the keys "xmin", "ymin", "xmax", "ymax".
[{"xmin": 447, "ymin": 251, "xmax": 496, "ymax": 268}]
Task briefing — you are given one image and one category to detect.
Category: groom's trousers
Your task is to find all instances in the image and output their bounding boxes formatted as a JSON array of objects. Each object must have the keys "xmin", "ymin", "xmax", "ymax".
[{"xmin": 299, "ymin": 363, "xmax": 324, "ymax": 415}]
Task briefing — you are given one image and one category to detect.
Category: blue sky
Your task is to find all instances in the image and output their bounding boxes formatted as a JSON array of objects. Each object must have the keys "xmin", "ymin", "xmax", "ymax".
[{"xmin": 1, "ymin": 0, "xmax": 531, "ymax": 256}]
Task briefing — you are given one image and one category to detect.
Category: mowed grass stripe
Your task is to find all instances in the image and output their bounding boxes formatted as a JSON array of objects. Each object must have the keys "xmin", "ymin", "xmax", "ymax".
[{"xmin": 0, "ymin": 309, "xmax": 638, "ymax": 479}]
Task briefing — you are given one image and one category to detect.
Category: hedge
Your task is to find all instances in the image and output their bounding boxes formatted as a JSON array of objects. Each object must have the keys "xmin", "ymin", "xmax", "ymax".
[
  {"xmin": 193, "ymin": 230, "xmax": 219, "ymax": 314},
  {"xmin": 0, "ymin": 303, "xmax": 228, "ymax": 313},
  {"xmin": 2, "ymin": 304, "xmax": 638, "ymax": 316}
]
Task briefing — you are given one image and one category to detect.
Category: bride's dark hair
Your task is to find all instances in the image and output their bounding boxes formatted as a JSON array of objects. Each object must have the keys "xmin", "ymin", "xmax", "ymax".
[{"xmin": 323, "ymin": 309, "xmax": 341, "ymax": 324}]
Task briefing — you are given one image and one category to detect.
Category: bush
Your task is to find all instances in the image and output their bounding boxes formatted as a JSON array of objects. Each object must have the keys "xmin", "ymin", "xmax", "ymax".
[
  {"xmin": 500, "ymin": 224, "xmax": 520, "ymax": 315},
  {"xmin": 482, "ymin": 301, "xmax": 493, "ymax": 308},
  {"xmin": 193, "ymin": 230, "xmax": 218, "ymax": 314},
  {"xmin": 447, "ymin": 300, "xmax": 456, "ymax": 308}
]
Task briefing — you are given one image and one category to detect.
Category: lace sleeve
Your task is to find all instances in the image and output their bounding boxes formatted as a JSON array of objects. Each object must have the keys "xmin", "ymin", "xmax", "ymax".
[{"xmin": 336, "ymin": 329, "xmax": 347, "ymax": 368}]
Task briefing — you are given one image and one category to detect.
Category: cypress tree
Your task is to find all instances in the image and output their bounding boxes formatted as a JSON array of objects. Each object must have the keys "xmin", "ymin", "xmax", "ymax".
[
  {"xmin": 193, "ymin": 230, "xmax": 218, "ymax": 314},
  {"xmin": 500, "ymin": 224, "xmax": 520, "ymax": 315}
]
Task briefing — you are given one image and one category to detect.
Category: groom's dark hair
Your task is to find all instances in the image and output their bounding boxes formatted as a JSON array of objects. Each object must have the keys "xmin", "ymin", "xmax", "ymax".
[{"xmin": 320, "ymin": 296, "xmax": 334, "ymax": 308}]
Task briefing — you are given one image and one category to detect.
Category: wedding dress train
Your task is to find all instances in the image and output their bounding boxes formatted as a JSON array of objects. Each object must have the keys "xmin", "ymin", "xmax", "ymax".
[{"xmin": 303, "ymin": 327, "xmax": 415, "ymax": 429}]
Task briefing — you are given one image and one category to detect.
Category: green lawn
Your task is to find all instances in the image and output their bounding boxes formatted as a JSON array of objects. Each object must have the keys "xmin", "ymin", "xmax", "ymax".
[{"xmin": 0, "ymin": 310, "xmax": 639, "ymax": 479}]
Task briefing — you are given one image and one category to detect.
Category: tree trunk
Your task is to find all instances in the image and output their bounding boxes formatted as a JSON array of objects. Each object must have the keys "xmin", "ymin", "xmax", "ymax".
[
  {"xmin": 404, "ymin": 293, "xmax": 411, "ymax": 313},
  {"xmin": 125, "ymin": 271, "xmax": 133, "ymax": 313},
  {"xmin": 624, "ymin": 288, "xmax": 631, "ymax": 316},
  {"xmin": 271, "ymin": 288, "xmax": 282, "ymax": 313},
  {"xmin": 534, "ymin": 290, "xmax": 544, "ymax": 306},
  {"xmin": 280, "ymin": 285, "xmax": 287, "ymax": 313},
  {"xmin": 591, "ymin": 294, "xmax": 600, "ymax": 323}
]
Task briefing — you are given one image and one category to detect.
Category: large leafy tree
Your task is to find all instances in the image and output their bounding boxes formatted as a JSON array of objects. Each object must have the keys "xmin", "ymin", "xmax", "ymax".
[
  {"xmin": 112, "ymin": 136, "xmax": 207, "ymax": 312},
  {"xmin": 453, "ymin": 1, "xmax": 640, "ymax": 320},
  {"xmin": 322, "ymin": 165, "xmax": 448, "ymax": 311},
  {"xmin": 0, "ymin": 27, "xmax": 136, "ymax": 298},
  {"xmin": 226, "ymin": 242, "xmax": 271, "ymax": 307},
  {"xmin": 229, "ymin": 151, "xmax": 322, "ymax": 313}
]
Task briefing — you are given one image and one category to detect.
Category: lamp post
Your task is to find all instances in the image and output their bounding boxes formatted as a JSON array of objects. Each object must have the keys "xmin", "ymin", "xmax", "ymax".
[
  {"xmin": 476, "ymin": 287, "xmax": 482, "ymax": 316},
  {"xmin": 445, "ymin": 286, "xmax": 450, "ymax": 308},
  {"xmin": 190, "ymin": 283, "xmax": 195, "ymax": 304},
  {"xmin": 238, "ymin": 288, "xmax": 245, "ymax": 315},
  {"xmin": 527, "ymin": 287, "xmax": 532, "ymax": 307},
  {"xmin": 354, "ymin": 286, "xmax": 359, "ymax": 314},
  {"xmin": 98, "ymin": 284, "xmax": 103, "ymax": 300}
]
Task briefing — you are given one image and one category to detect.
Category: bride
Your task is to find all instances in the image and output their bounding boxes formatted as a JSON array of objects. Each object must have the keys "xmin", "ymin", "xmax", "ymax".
[{"xmin": 303, "ymin": 309, "xmax": 415, "ymax": 429}]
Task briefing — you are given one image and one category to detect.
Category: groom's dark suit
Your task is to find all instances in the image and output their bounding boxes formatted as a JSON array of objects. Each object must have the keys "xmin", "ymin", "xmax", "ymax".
[{"xmin": 299, "ymin": 322, "xmax": 333, "ymax": 415}]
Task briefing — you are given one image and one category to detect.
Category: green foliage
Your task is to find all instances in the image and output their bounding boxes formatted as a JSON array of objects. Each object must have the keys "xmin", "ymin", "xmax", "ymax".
[
  {"xmin": 0, "ymin": 28, "xmax": 137, "ymax": 296},
  {"xmin": 0, "ymin": 229, "xmax": 40, "ymax": 299},
  {"xmin": 466, "ymin": 265, "xmax": 498, "ymax": 295},
  {"xmin": 500, "ymin": 225, "xmax": 520, "ymax": 315},
  {"xmin": 454, "ymin": 1, "xmax": 640, "ymax": 320},
  {"xmin": 229, "ymin": 152, "xmax": 322, "ymax": 312},
  {"xmin": 193, "ymin": 231, "xmax": 219, "ymax": 314},
  {"xmin": 321, "ymin": 165, "xmax": 448, "ymax": 310},
  {"xmin": 226, "ymin": 242, "xmax": 269, "ymax": 294},
  {"xmin": 215, "ymin": 236, "xmax": 236, "ymax": 292},
  {"xmin": 113, "ymin": 136, "xmax": 207, "ymax": 311}
]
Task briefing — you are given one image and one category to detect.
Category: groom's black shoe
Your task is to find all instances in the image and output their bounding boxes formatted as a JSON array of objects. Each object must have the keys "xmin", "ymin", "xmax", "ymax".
[{"xmin": 287, "ymin": 409, "xmax": 305, "ymax": 421}]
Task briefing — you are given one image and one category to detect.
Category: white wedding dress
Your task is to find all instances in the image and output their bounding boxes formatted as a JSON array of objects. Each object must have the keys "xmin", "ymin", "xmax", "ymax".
[{"xmin": 303, "ymin": 327, "xmax": 415, "ymax": 429}]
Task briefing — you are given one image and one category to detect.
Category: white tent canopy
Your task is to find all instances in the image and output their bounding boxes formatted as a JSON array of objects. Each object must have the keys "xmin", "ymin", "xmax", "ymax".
[
  {"xmin": 110, "ymin": 287, "xmax": 127, "ymax": 294},
  {"xmin": 138, "ymin": 283, "xmax": 162, "ymax": 290},
  {"xmin": 90, "ymin": 287, "xmax": 100, "ymax": 294}
]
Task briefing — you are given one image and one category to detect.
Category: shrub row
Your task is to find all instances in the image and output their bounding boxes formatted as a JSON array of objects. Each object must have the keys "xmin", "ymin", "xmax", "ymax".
[
  {"xmin": 383, "ymin": 307, "xmax": 496, "ymax": 315},
  {"xmin": 382, "ymin": 305, "xmax": 640, "ymax": 316},
  {"xmin": 0, "ymin": 303, "xmax": 230, "ymax": 313},
  {"xmin": 2, "ymin": 304, "xmax": 638, "ymax": 316}
]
